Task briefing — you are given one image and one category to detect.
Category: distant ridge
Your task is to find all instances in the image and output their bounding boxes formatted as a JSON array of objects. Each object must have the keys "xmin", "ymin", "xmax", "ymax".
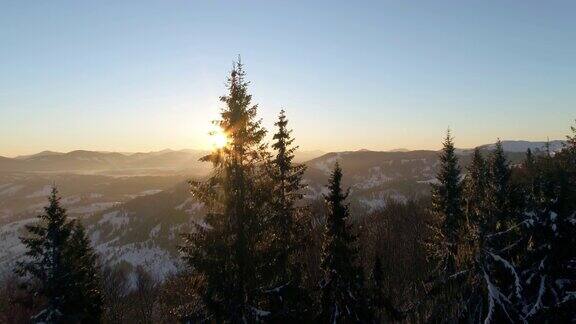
[
  {"xmin": 0, "ymin": 149, "xmax": 210, "ymax": 174},
  {"xmin": 388, "ymin": 148, "xmax": 410, "ymax": 152},
  {"xmin": 1, "ymin": 140, "xmax": 566, "ymax": 173},
  {"xmin": 14, "ymin": 150, "xmax": 64, "ymax": 160},
  {"xmin": 477, "ymin": 140, "xmax": 565, "ymax": 153}
]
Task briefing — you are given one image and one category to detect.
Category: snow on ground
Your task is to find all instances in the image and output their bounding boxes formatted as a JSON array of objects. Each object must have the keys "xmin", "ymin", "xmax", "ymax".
[
  {"xmin": 353, "ymin": 166, "xmax": 393, "ymax": 190},
  {"xmin": 98, "ymin": 242, "xmax": 180, "ymax": 283},
  {"xmin": 417, "ymin": 178, "xmax": 440, "ymax": 185},
  {"xmin": 175, "ymin": 198, "xmax": 204, "ymax": 215},
  {"xmin": 359, "ymin": 191, "xmax": 408, "ymax": 212},
  {"xmin": 125, "ymin": 189, "xmax": 163, "ymax": 199},
  {"xmin": 359, "ymin": 197, "xmax": 387, "ymax": 212},
  {"xmin": 0, "ymin": 184, "xmax": 24, "ymax": 196},
  {"xmin": 25, "ymin": 185, "xmax": 52, "ymax": 198},
  {"xmin": 150, "ymin": 224, "xmax": 161, "ymax": 238},
  {"xmin": 69, "ymin": 202, "xmax": 120, "ymax": 214},
  {"xmin": 25, "ymin": 202, "xmax": 47, "ymax": 213},
  {"xmin": 314, "ymin": 154, "xmax": 341, "ymax": 175},
  {"xmin": 175, "ymin": 198, "xmax": 193, "ymax": 210},
  {"xmin": 303, "ymin": 184, "xmax": 330, "ymax": 199},
  {"xmin": 98, "ymin": 211, "xmax": 129, "ymax": 228},
  {"xmin": 61, "ymin": 195, "xmax": 82, "ymax": 205},
  {"xmin": 0, "ymin": 218, "xmax": 36, "ymax": 276}
]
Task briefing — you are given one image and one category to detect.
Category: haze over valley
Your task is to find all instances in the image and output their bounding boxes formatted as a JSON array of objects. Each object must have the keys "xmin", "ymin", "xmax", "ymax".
[{"xmin": 0, "ymin": 139, "xmax": 565, "ymax": 279}]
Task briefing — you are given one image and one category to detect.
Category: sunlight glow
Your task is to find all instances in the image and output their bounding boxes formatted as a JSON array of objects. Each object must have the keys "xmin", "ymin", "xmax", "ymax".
[{"xmin": 211, "ymin": 127, "xmax": 229, "ymax": 149}]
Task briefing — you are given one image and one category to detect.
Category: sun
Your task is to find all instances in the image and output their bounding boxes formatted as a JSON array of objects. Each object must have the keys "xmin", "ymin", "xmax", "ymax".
[{"xmin": 211, "ymin": 127, "xmax": 229, "ymax": 149}]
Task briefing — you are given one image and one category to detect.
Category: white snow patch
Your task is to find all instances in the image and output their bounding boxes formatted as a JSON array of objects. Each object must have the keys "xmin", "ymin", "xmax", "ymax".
[
  {"xmin": 125, "ymin": 189, "xmax": 163, "ymax": 199},
  {"xmin": 150, "ymin": 224, "xmax": 161, "ymax": 238},
  {"xmin": 359, "ymin": 191, "xmax": 407, "ymax": 212},
  {"xmin": 314, "ymin": 154, "xmax": 341, "ymax": 175},
  {"xmin": 98, "ymin": 211, "xmax": 129, "ymax": 228},
  {"xmin": 69, "ymin": 202, "xmax": 119, "ymax": 214},
  {"xmin": 26, "ymin": 185, "xmax": 52, "ymax": 198},
  {"xmin": 98, "ymin": 242, "xmax": 179, "ymax": 282},
  {"xmin": 418, "ymin": 178, "xmax": 440, "ymax": 185},
  {"xmin": 353, "ymin": 166, "xmax": 393, "ymax": 190},
  {"xmin": 0, "ymin": 218, "xmax": 36, "ymax": 276},
  {"xmin": 0, "ymin": 185, "xmax": 24, "ymax": 196},
  {"xmin": 61, "ymin": 195, "xmax": 81, "ymax": 205}
]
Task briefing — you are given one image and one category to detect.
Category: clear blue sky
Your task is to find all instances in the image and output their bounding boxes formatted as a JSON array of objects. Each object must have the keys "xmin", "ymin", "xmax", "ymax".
[{"xmin": 1, "ymin": 1, "xmax": 575, "ymax": 156}]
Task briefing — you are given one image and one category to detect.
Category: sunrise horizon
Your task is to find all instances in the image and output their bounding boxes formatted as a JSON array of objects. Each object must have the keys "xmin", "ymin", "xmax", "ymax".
[{"xmin": 2, "ymin": 2, "xmax": 576, "ymax": 323}]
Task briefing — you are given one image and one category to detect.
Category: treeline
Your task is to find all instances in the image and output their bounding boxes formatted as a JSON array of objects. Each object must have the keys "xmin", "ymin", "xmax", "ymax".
[{"xmin": 1, "ymin": 60, "xmax": 575, "ymax": 323}]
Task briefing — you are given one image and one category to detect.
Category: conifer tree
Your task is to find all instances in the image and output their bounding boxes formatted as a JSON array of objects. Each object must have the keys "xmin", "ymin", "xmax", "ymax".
[
  {"xmin": 65, "ymin": 221, "xmax": 104, "ymax": 323},
  {"xmin": 428, "ymin": 135, "xmax": 524, "ymax": 323},
  {"xmin": 426, "ymin": 130, "xmax": 468, "ymax": 321},
  {"xmin": 482, "ymin": 140, "xmax": 527, "ymax": 313},
  {"xmin": 320, "ymin": 163, "xmax": 370, "ymax": 323},
  {"xmin": 520, "ymin": 124, "xmax": 576, "ymax": 322},
  {"xmin": 265, "ymin": 109, "xmax": 311, "ymax": 320},
  {"xmin": 432, "ymin": 130, "xmax": 465, "ymax": 260},
  {"xmin": 465, "ymin": 147, "xmax": 489, "ymax": 225},
  {"xmin": 16, "ymin": 187, "xmax": 102, "ymax": 323},
  {"xmin": 486, "ymin": 139, "xmax": 516, "ymax": 235},
  {"xmin": 461, "ymin": 140, "xmax": 528, "ymax": 323},
  {"xmin": 17, "ymin": 187, "xmax": 73, "ymax": 323},
  {"xmin": 181, "ymin": 59, "xmax": 271, "ymax": 322}
]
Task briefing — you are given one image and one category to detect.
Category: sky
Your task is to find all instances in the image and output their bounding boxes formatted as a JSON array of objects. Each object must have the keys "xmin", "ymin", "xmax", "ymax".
[{"xmin": 1, "ymin": 1, "xmax": 575, "ymax": 157}]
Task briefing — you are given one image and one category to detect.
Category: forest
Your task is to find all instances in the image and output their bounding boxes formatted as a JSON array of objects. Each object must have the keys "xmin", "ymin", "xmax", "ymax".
[{"xmin": 1, "ymin": 61, "xmax": 575, "ymax": 323}]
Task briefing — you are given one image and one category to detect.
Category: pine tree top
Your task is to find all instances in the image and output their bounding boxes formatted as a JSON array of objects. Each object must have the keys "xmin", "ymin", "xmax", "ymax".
[{"xmin": 326, "ymin": 162, "xmax": 348, "ymax": 209}]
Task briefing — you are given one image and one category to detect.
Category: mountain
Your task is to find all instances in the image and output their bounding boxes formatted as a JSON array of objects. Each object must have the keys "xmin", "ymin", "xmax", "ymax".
[
  {"xmin": 0, "ymin": 149, "xmax": 211, "ymax": 175},
  {"xmin": 477, "ymin": 140, "xmax": 565, "ymax": 153},
  {"xmin": 0, "ymin": 141, "xmax": 558, "ymax": 281},
  {"xmin": 14, "ymin": 150, "xmax": 65, "ymax": 160},
  {"xmin": 293, "ymin": 150, "xmax": 325, "ymax": 162}
]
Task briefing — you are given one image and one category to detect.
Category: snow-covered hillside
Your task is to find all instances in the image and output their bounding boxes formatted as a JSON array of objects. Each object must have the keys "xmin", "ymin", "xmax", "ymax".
[{"xmin": 0, "ymin": 144, "xmax": 542, "ymax": 282}]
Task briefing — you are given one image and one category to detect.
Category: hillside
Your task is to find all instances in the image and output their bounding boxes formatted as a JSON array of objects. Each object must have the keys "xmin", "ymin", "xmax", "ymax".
[{"xmin": 0, "ymin": 142, "xmax": 554, "ymax": 281}]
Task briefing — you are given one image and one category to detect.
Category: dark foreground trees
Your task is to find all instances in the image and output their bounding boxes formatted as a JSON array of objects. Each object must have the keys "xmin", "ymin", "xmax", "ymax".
[
  {"xmin": 320, "ymin": 163, "xmax": 371, "ymax": 323},
  {"xmin": 178, "ymin": 61, "xmax": 575, "ymax": 323},
  {"xmin": 426, "ymin": 123, "xmax": 576, "ymax": 323},
  {"xmin": 16, "ymin": 187, "xmax": 103, "ymax": 323}
]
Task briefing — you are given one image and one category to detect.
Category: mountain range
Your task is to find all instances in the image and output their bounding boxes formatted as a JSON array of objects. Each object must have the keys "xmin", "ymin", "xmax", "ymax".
[
  {"xmin": 0, "ymin": 149, "xmax": 326, "ymax": 175},
  {"xmin": 0, "ymin": 140, "xmax": 566, "ymax": 282}
]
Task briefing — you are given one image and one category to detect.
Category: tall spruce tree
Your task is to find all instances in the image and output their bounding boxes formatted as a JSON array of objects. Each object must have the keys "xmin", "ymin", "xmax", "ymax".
[
  {"xmin": 486, "ymin": 139, "xmax": 516, "ymax": 235},
  {"xmin": 265, "ymin": 109, "xmax": 312, "ymax": 321},
  {"xmin": 320, "ymin": 163, "xmax": 370, "ymax": 323},
  {"xmin": 426, "ymin": 130, "xmax": 468, "ymax": 321},
  {"xmin": 17, "ymin": 187, "xmax": 72, "ymax": 323},
  {"xmin": 65, "ymin": 221, "xmax": 104, "ymax": 323},
  {"xmin": 483, "ymin": 140, "xmax": 527, "ymax": 315},
  {"xmin": 432, "ymin": 130, "xmax": 466, "ymax": 261},
  {"xmin": 465, "ymin": 147, "xmax": 489, "ymax": 226},
  {"xmin": 17, "ymin": 187, "xmax": 102, "ymax": 323},
  {"xmin": 181, "ymin": 59, "xmax": 271, "ymax": 322}
]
